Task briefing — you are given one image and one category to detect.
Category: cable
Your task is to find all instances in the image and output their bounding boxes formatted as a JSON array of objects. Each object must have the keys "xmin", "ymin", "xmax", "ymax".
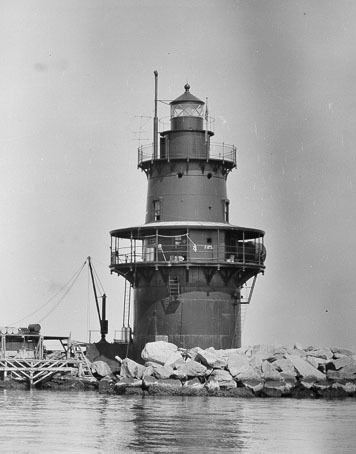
[
  {"xmin": 37, "ymin": 261, "xmax": 86, "ymax": 323},
  {"xmin": 9, "ymin": 260, "xmax": 87, "ymax": 326}
]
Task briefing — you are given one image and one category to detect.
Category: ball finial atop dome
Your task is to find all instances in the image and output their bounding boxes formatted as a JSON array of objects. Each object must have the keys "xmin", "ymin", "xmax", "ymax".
[{"xmin": 184, "ymin": 83, "xmax": 190, "ymax": 92}]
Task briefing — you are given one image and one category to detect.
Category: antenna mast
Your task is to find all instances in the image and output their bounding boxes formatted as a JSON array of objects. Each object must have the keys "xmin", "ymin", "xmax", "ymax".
[{"xmin": 153, "ymin": 70, "xmax": 158, "ymax": 159}]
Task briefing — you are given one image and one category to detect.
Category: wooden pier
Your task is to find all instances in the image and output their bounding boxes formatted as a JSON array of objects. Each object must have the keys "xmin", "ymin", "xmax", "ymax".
[{"xmin": 0, "ymin": 328, "xmax": 93, "ymax": 387}]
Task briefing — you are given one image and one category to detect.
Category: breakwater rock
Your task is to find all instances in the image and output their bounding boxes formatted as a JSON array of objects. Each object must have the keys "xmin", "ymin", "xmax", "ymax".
[{"xmin": 99, "ymin": 342, "xmax": 356, "ymax": 399}]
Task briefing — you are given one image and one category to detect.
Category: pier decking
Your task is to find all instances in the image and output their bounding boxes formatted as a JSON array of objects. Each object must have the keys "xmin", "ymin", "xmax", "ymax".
[{"xmin": 0, "ymin": 329, "xmax": 93, "ymax": 387}]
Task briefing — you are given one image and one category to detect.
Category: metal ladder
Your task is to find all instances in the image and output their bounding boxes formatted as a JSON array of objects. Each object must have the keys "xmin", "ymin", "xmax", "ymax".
[
  {"xmin": 123, "ymin": 279, "xmax": 132, "ymax": 328},
  {"xmin": 168, "ymin": 276, "xmax": 180, "ymax": 300}
]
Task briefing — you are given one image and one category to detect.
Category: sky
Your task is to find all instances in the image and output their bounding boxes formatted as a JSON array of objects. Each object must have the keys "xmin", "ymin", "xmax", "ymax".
[{"xmin": 0, "ymin": 0, "xmax": 355, "ymax": 349}]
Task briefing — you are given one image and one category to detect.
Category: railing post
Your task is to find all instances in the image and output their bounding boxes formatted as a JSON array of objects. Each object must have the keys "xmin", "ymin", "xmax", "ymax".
[
  {"xmin": 130, "ymin": 232, "xmax": 133, "ymax": 263},
  {"xmin": 155, "ymin": 229, "xmax": 159, "ymax": 263},
  {"xmin": 217, "ymin": 229, "xmax": 220, "ymax": 263},
  {"xmin": 242, "ymin": 231, "xmax": 245, "ymax": 265}
]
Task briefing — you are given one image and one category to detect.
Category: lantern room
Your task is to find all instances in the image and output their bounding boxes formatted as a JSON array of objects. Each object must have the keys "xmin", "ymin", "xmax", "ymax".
[{"xmin": 170, "ymin": 83, "xmax": 205, "ymax": 131}]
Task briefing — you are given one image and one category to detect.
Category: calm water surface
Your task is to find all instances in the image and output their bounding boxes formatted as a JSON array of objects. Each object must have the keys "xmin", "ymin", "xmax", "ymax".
[{"xmin": 0, "ymin": 390, "xmax": 355, "ymax": 453}]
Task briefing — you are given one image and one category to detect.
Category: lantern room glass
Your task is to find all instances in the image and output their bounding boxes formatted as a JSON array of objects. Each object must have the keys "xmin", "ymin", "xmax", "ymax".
[{"xmin": 171, "ymin": 102, "xmax": 204, "ymax": 118}]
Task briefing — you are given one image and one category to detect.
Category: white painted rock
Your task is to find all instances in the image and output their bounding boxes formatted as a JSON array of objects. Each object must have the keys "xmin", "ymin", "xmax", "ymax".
[{"xmin": 141, "ymin": 341, "xmax": 178, "ymax": 365}]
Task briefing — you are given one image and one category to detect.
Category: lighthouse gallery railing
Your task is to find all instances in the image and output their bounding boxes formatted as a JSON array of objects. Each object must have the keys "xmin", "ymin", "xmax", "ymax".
[
  {"xmin": 138, "ymin": 142, "xmax": 237, "ymax": 166},
  {"xmin": 111, "ymin": 238, "xmax": 265, "ymax": 268}
]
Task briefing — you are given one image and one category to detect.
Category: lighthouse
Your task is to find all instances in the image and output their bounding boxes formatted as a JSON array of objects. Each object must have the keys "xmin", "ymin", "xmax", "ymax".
[{"xmin": 110, "ymin": 73, "xmax": 266, "ymax": 357}]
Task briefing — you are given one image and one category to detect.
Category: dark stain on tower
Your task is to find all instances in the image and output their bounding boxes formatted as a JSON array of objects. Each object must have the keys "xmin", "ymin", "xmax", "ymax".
[{"xmin": 110, "ymin": 73, "xmax": 266, "ymax": 356}]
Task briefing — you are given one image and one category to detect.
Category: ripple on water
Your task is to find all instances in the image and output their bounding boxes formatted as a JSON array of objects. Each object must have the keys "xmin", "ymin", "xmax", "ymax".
[{"xmin": 0, "ymin": 391, "xmax": 355, "ymax": 453}]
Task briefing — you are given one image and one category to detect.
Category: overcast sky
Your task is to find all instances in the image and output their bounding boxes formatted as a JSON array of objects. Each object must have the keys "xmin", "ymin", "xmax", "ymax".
[{"xmin": 1, "ymin": 0, "xmax": 355, "ymax": 348}]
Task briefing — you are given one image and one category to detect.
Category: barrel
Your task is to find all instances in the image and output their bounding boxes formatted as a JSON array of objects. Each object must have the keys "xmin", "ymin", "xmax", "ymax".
[{"xmin": 28, "ymin": 324, "xmax": 41, "ymax": 333}]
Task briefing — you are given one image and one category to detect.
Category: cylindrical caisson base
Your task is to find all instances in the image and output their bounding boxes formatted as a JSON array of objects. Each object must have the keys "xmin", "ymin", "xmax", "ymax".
[{"xmin": 132, "ymin": 282, "xmax": 241, "ymax": 358}]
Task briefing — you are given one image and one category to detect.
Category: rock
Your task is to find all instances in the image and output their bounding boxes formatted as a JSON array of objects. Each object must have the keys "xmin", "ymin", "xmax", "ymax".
[
  {"xmin": 287, "ymin": 355, "xmax": 326, "ymax": 385},
  {"xmin": 180, "ymin": 378, "xmax": 207, "ymax": 396},
  {"xmin": 184, "ymin": 360, "xmax": 207, "ymax": 377},
  {"xmin": 142, "ymin": 376, "xmax": 159, "ymax": 388},
  {"xmin": 294, "ymin": 342, "xmax": 304, "ymax": 351},
  {"xmin": 306, "ymin": 356, "xmax": 322, "ymax": 370},
  {"xmin": 120, "ymin": 358, "xmax": 146, "ymax": 379},
  {"xmin": 336, "ymin": 382, "xmax": 356, "ymax": 395},
  {"xmin": 261, "ymin": 361, "xmax": 283, "ymax": 381},
  {"xmin": 331, "ymin": 347, "xmax": 354, "ymax": 357},
  {"xmin": 98, "ymin": 377, "xmax": 115, "ymax": 394},
  {"xmin": 305, "ymin": 348, "xmax": 333, "ymax": 361},
  {"xmin": 195, "ymin": 348, "xmax": 227, "ymax": 369},
  {"xmin": 235, "ymin": 365, "xmax": 264, "ymax": 392},
  {"xmin": 290, "ymin": 385, "xmax": 318, "ymax": 399},
  {"xmin": 214, "ymin": 347, "xmax": 247, "ymax": 359},
  {"xmin": 184, "ymin": 378, "xmax": 204, "ymax": 389},
  {"xmin": 261, "ymin": 361, "xmax": 291, "ymax": 394},
  {"xmin": 318, "ymin": 385, "xmax": 349, "ymax": 399},
  {"xmin": 273, "ymin": 358, "xmax": 297, "ymax": 377},
  {"xmin": 262, "ymin": 387, "xmax": 283, "ymax": 398},
  {"xmin": 167, "ymin": 357, "xmax": 186, "ymax": 369},
  {"xmin": 172, "ymin": 359, "xmax": 207, "ymax": 380},
  {"xmin": 225, "ymin": 387, "xmax": 255, "ymax": 398},
  {"xmin": 163, "ymin": 351, "xmax": 184, "ymax": 367},
  {"xmin": 172, "ymin": 366, "xmax": 187, "ymax": 380},
  {"xmin": 210, "ymin": 369, "xmax": 236, "ymax": 389},
  {"xmin": 142, "ymin": 365, "xmax": 154, "ymax": 378},
  {"xmin": 331, "ymin": 356, "xmax": 355, "ymax": 370},
  {"xmin": 147, "ymin": 378, "xmax": 182, "ymax": 395},
  {"xmin": 327, "ymin": 364, "xmax": 356, "ymax": 382},
  {"xmin": 141, "ymin": 341, "xmax": 178, "ymax": 365},
  {"xmin": 115, "ymin": 378, "xmax": 142, "ymax": 394},
  {"xmin": 91, "ymin": 360, "xmax": 112, "ymax": 378},
  {"xmin": 286, "ymin": 346, "xmax": 306, "ymax": 358},
  {"xmin": 186, "ymin": 347, "xmax": 201, "ymax": 361},
  {"xmin": 152, "ymin": 364, "xmax": 174, "ymax": 380},
  {"xmin": 205, "ymin": 378, "xmax": 220, "ymax": 392},
  {"xmin": 227, "ymin": 353, "xmax": 250, "ymax": 377}
]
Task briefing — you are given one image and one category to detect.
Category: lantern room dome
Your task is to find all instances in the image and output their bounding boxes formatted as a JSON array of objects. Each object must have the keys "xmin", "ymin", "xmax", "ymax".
[{"xmin": 170, "ymin": 84, "xmax": 204, "ymax": 105}]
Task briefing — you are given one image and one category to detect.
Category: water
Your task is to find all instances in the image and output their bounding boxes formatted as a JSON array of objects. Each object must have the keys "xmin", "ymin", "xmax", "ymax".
[{"xmin": 0, "ymin": 390, "xmax": 355, "ymax": 453}]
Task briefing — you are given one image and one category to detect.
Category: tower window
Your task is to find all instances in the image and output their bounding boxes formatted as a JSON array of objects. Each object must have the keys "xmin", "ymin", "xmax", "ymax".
[
  {"xmin": 153, "ymin": 199, "xmax": 161, "ymax": 221},
  {"xmin": 224, "ymin": 200, "xmax": 230, "ymax": 223}
]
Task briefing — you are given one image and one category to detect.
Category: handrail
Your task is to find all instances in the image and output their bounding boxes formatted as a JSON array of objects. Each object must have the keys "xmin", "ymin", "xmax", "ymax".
[
  {"xmin": 111, "ymin": 241, "xmax": 265, "ymax": 267},
  {"xmin": 138, "ymin": 142, "xmax": 237, "ymax": 167}
]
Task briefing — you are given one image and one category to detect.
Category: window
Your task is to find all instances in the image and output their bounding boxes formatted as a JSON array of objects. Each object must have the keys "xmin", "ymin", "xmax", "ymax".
[
  {"xmin": 224, "ymin": 200, "xmax": 230, "ymax": 223},
  {"xmin": 171, "ymin": 103, "xmax": 203, "ymax": 118},
  {"xmin": 153, "ymin": 199, "xmax": 161, "ymax": 221}
]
